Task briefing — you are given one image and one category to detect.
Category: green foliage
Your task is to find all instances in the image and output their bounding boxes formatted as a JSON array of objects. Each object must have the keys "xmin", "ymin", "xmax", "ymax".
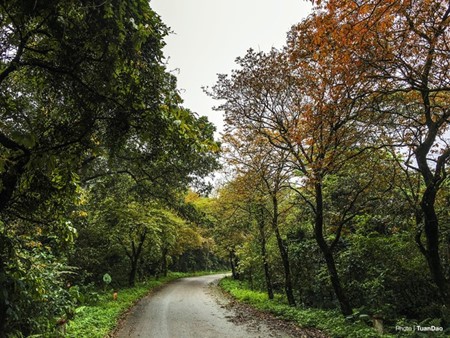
[
  {"xmin": 211, "ymin": 156, "xmax": 448, "ymax": 331},
  {"xmin": 286, "ymin": 231, "xmax": 445, "ymax": 321},
  {"xmin": 338, "ymin": 233, "xmax": 440, "ymax": 320},
  {"xmin": 210, "ymin": 0, "xmax": 450, "ymax": 329},
  {"xmin": 220, "ymin": 277, "xmax": 380, "ymax": 337},
  {"xmin": 0, "ymin": 219, "xmax": 78, "ymax": 336},
  {"xmin": 0, "ymin": 0, "xmax": 219, "ymax": 335},
  {"xmin": 221, "ymin": 277, "xmax": 449, "ymax": 337},
  {"xmin": 69, "ymin": 175, "xmax": 214, "ymax": 289},
  {"xmin": 0, "ymin": 0, "xmax": 172, "ymax": 333}
]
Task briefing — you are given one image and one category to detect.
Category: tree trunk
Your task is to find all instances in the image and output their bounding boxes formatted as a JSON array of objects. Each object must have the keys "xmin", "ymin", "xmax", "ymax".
[
  {"xmin": 0, "ymin": 258, "xmax": 8, "ymax": 337},
  {"xmin": 161, "ymin": 247, "xmax": 168, "ymax": 277},
  {"xmin": 272, "ymin": 196, "xmax": 296, "ymax": 306},
  {"xmin": 0, "ymin": 134, "xmax": 30, "ymax": 214},
  {"xmin": 258, "ymin": 210, "xmax": 274, "ymax": 300},
  {"xmin": 262, "ymin": 251, "xmax": 274, "ymax": 300},
  {"xmin": 415, "ymin": 138, "xmax": 450, "ymax": 307},
  {"xmin": 322, "ymin": 248, "xmax": 352, "ymax": 315},
  {"xmin": 229, "ymin": 250, "xmax": 239, "ymax": 279},
  {"xmin": 274, "ymin": 228, "xmax": 296, "ymax": 306},
  {"xmin": 127, "ymin": 230, "xmax": 147, "ymax": 287},
  {"xmin": 128, "ymin": 257, "xmax": 138, "ymax": 287},
  {"xmin": 314, "ymin": 182, "xmax": 352, "ymax": 316},
  {"xmin": 420, "ymin": 187, "xmax": 450, "ymax": 306}
]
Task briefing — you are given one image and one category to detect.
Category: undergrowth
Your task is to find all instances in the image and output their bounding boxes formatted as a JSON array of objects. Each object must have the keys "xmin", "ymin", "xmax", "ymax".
[{"xmin": 219, "ymin": 277, "xmax": 448, "ymax": 338}]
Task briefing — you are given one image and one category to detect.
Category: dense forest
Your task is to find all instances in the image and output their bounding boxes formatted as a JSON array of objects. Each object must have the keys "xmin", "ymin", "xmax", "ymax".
[
  {"xmin": 207, "ymin": 0, "xmax": 450, "ymax": 334},
  {"xmin": 0, "ymin": 0, "xmax": 449, "ymax": 337},
  {"xmin": 0, "ymin": 0, "xmax": 222, "ymax": 336}
]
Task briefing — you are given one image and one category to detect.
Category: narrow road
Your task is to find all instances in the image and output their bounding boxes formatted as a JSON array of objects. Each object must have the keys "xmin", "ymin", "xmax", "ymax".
[{"xmin": 114, "ymin": 274, "xmax": 295, "ymax": 338}]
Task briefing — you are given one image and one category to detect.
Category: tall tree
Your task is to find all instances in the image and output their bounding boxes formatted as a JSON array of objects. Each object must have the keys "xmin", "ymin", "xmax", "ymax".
[
  {"xmin": 0, "ymin": 0, "xmax": 171, "ymax": 214},
  {"xmin": 211, "ymin": 43, "xmax": 381, "ymax": 315},
  {"xmin": 74, "ymin": 174, "xmax": 206, "ymax": 286},
  {"xmin": 223, "ymin": 132, "xmax": 296, "ymax": 306},
  {"xmin": 0, "ymin": 0, "xmax": 219, "ymax": 334},
  {"xmin": 309, "ymin": 0, "xmax": 450, "ymax": 306},
  {"xmin": 207, "ymin": 188, "xmax": 247, "ymax": 280},
  {"xmin": 221, "ymin": 174, "xmax": 276, "ymax": 299},
  {"xmin": 0, "ymin": 0, "xmax": 167, "ymax": 333}
]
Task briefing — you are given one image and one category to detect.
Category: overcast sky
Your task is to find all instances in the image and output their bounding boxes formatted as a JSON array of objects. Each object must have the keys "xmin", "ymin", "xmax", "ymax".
[{"xmin": 151, "ymin": 0, "xmax": 312, "ymax": 136}]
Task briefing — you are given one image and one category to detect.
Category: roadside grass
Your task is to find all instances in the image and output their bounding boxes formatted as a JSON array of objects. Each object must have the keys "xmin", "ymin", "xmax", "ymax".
[
  {"xmin": 219, "ymin": 277, "xmax": 395, "ymax": 338},
  {"xmin": 67, "ymin": 272, "xmax": 220, "ymax": 337}
]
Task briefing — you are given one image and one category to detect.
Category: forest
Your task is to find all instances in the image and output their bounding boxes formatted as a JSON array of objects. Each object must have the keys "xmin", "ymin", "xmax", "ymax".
[{"xmin": 0, "ymin": 0, "xmax": 449, "ymax": 337}]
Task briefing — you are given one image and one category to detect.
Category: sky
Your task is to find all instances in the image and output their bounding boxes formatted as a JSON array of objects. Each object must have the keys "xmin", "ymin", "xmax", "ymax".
[{"xmin": 151, "ymin": 0, "xmax": 312, "ymax": 136}]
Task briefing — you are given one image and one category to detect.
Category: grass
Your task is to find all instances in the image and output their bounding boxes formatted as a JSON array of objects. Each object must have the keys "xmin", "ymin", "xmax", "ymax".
[
  {"xmin": 67, "ymin": 272, "xmax": 216, "ymax": 337},
  {"xmin": 219, "ymin": 277, "xmax": 450, "ymax": 338}
]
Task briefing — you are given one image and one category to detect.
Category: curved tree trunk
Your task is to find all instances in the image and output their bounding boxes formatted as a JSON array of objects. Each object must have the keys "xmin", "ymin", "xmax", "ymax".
[
  {"xmin": 420, "ymin": 187, "xmax": 450, "ymax": 306},
  {"xmin": 416, "ymin": 134, "xmax": 450, "ymax": 307},
  {"xmin": 314, "ymin": 182, "xmax": 352, "ymax": 316},
  {"xmin": 274, "ymin": 227, "xmax": 296, "ymax": 306},
  {"xmin": 126, "ymin": 229, "xmax": 147, "ymax": 287}
]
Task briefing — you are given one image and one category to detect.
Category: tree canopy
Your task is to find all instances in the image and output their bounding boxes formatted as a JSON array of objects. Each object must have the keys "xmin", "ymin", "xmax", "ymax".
[
  {"xmin": 209, "ymin": 0, "xmax": 449, "ymax": 329},
  {"xmin": 0, "ymin": 1, "xmax": 220, "ymax": 335}
]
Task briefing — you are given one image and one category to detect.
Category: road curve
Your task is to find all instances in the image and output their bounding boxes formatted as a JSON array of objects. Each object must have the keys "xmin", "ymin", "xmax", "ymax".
[{"xmin": 114, "ymin": 274, "xmax": 292, "ymax": 338}]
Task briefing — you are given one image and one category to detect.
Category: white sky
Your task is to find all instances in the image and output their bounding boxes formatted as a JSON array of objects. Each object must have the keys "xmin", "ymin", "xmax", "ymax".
[{"xmin": 150, "ymin": 0, "xmax": 312, "ymax": 136}]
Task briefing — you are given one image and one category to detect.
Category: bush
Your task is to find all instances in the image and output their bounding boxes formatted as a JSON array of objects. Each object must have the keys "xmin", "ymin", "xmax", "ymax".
[
  {"xmin": 2, "ymin": 245, "xmax": 76, "ymax": 337},
  {"xmin": 338, "ymin": 233, "xmax": 440, "ymax": 320}
]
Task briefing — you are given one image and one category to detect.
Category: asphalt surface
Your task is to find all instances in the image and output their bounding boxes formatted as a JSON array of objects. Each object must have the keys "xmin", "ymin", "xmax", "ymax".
[{"xmin": 114, "ymin": 274, "xmax": 293, "ymax": 338}]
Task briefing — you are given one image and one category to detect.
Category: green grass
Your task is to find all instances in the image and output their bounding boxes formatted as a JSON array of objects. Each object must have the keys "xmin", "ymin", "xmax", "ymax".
[
  {"xmin": 219, "ymin": 277, "xmax": 392, "ymax": 338},
  {"xmin": 67, "ymin": 272, "xmax": 215, "ymax": 337},
  {"xmin": 220, "ymin": 278, "xmax": 450, "ymax": 337}
]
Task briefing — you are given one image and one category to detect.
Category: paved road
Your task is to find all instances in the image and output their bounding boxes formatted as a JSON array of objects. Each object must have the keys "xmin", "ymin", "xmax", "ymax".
[{"xmin": 114, "ymin": 274, "xmax": 292, "ymax": 338}]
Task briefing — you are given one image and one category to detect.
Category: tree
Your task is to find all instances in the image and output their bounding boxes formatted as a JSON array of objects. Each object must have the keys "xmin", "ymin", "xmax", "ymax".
[
  {"xmin": 0, "ymin": 0, "xmax": 219, "ymax": 334},
  {"xmin": 208, "ymin": 194, "xmax": 244, "ymax": 280},
  {"xmin": 73, "ymin": 174, "xmax": 206, "ymax": 286},
  {"xmin": 211, "ymin": 40, "xmax": 384, "ymax": 315},
  {"xmin": 215, "ymin": 174, "xmax": 275, "ymax": 299},
  {"xmin": 309, "ymin": 0, "xmax": 450, "ymax": 307},
  {"xmin": 223, "ymin": 132, "xmax": 296, "ymax": 306},
  {"xmin": 170, "ymin": 191, "xmax": 223, "ymax": 273},
  {"xmin": 0, "ymin": 0, "xmax": 171, "ymax": 332},
  {"xmin": 0, "ymin": 0, "xmax": 171, "ymax": 214}
]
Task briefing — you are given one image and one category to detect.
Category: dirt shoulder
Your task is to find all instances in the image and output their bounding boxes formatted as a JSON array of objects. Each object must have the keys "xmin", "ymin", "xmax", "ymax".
[{"xmin": 210, "ymin": 280, "xmax": 329, "ymax": 338}]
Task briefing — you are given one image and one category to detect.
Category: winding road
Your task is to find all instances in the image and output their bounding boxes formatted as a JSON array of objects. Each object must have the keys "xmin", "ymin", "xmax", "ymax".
[{"xmin": 114, "ymin": 274, "xmax": 296, "ymax": 338}]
